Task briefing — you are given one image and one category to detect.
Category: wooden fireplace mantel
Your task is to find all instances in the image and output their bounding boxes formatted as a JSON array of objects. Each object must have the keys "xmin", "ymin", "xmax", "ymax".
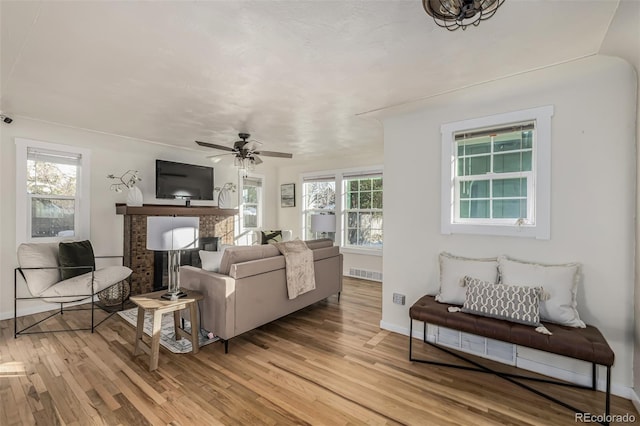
[{"xmin": 116, "ymin": 203, "xmax": 238, "ymax": 216}]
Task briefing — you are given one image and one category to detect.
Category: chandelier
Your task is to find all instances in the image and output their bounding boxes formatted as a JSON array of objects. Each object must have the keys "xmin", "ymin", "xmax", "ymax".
[
  {"xmin": 422, "ymin": 0, "xmax": 505, "ymax": 31},
  {"xmin": 235, "ymin": 156, "xmax": 257, "ymax": 177}
]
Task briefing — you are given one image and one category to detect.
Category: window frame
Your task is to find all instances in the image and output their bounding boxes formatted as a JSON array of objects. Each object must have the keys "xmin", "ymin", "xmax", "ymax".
[
  {"xmin": 15, "ymin": 138, "xmax": 92, "ymax": 245},
  {"xmin": 239, "ymin": 173, "xmax": 264, "ymax": 231},
  {"xmin": 343, "ymin": 173, "xmax": 383, "ymax": 251},
  {"xmin": 441, "ymin": 106, "xmax": 553, "ymax": 239}
]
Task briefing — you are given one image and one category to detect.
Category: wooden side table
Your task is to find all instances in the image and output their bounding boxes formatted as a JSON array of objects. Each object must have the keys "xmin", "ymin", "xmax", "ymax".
[{"xmin": 129, "ymin": 289, "xmax": 204, "ymax": 371}]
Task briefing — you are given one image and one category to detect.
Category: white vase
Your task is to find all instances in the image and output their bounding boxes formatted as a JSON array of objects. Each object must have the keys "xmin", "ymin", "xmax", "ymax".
[
  {"xmin": 126, "ymin": 186, "xmax": 143, "ymax": 206},
  {"xmin": 218, "ymin": 189, "xmax": 232, "ymax": 209}
]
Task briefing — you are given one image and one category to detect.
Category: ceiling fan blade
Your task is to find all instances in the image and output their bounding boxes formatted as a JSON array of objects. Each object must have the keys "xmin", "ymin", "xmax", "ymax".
[
  {"xmin": 254, "ymin": 150, "xmax": 293, "ymax": 159},
  {"xmin": 196, "ymin": 141, "xmax": 235, "ymax": 152}
]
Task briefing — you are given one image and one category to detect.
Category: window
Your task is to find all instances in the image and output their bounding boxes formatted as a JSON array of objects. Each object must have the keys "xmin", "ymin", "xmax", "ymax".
[
  {"xmin": 301, "ymin": 166, "xmax": 383, "ymax": 253},
  {"xmin": 302, "ymin": 177, "xmax": 336, "ymax": 241},
  {"xmin": 344, "ymin": 174, "xmax": 383, "ymax": 248},
  {"xmin": 16, "ymin": 138, "xmax": 91, "ymax": 244},
  {"xmin": 240, "ymin": 176, "xmax": 263, "ymax": 229},
  {"xmin": 441, "ymin": 106, "xmax": 553, "ymax": 239}
]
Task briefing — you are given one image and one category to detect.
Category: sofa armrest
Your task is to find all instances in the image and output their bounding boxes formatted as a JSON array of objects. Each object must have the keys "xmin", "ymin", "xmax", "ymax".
[{"xmin": 180, "ymin": 265, "xmax": 236, "ymax": 340}]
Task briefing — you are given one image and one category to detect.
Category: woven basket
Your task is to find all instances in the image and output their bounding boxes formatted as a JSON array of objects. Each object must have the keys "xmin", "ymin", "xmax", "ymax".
[{"xmin": 98, "ymin": 280, "xmax": 131, "ymax": 306}]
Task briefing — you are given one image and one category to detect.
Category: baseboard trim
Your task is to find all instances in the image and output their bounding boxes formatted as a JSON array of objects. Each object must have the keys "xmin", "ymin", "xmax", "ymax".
[
  {"xmin": 379, "ymin": 320, "xmax": 633, "ymax": 401},
  {"xmin": 631, "ymin": 389, "xmax": 640, "ymax": 413}
]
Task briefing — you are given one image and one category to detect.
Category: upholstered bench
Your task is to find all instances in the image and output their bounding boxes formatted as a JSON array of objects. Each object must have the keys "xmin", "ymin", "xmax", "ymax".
[{"xmin": 409, "ymin": 295, "xmax": 615, "ymax": 425}]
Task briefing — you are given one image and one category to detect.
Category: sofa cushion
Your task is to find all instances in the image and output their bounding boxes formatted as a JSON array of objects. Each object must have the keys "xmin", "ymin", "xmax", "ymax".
[
  {"xmin": 219, "ymin": 244, "xmax": 280, "ymax": 275},
  {"xmin": 200, "ymin": 250, "xmax": 224, "ymax": 272},
  {"xmin": 498, "ymin": 256, "xmax": 585, "ymax": 328},
  {"xmin": 17, "ymin": 242, "xmax": 61, "ymax": 296},
  {"xmin": 435, "ymin": 252, "xmax": 498, "ymax": 306},
  {"xmin": 58, "ymin": 240, "xmax": 95, "ymax": 280}
]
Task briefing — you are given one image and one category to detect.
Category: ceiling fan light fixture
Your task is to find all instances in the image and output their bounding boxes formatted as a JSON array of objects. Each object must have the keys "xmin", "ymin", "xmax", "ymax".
[{"xmin": 423, "ymin": 0, "xmax": 504, "ymax": 31}]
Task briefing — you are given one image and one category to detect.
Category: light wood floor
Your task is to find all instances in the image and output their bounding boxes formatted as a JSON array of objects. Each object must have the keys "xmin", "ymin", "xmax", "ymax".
[{"xmin": 1, "ymin": 277, "xmax": 637, "ymax": 425}]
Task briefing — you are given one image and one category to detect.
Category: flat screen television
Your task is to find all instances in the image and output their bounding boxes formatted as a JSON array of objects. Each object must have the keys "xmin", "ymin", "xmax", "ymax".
[{"xmin": 156, "ymin": 159, "xmax": 214, "ymax": 200}]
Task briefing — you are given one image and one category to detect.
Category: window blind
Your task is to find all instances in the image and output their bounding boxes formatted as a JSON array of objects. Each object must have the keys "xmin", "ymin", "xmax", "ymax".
[
  {"xmin": 27, "ymin": 147, "xmax": 81, "ymax": 166},
  {"xmin": 454, "ymin": 121, "xmax": 534, "ymax": 141}
]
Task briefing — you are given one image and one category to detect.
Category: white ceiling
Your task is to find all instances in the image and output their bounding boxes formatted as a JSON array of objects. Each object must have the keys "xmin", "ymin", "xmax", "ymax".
[{"xmin": 0, "ymin": 0, "xmax": 621, "ymax": 161}]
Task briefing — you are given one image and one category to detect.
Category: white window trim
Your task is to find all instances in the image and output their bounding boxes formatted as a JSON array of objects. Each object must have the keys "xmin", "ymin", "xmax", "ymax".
[
  {"xmin": 15, "ymin": 138, "xmax": 92, "ymax": 245},
  {"xmin": 441, "ymin": 106, "xmax": 553, "ymax": 239}
]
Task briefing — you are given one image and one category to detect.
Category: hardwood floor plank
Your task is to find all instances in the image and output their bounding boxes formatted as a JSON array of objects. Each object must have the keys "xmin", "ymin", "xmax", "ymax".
[{"xmin": 1, "ymin": 277, "xmax": 637, "ymax": 425}]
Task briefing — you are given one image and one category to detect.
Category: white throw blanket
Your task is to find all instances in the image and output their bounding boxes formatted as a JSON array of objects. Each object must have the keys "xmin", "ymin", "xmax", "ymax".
[{"xmin": 274, "ymin": 239, "xmax": 316, "ymax": 299}]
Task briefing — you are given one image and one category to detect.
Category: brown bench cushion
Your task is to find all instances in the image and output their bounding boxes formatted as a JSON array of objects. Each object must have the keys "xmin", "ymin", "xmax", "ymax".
[{"xmin": 410, "ymin": 295, "xmax": 614, "ymax": 367}]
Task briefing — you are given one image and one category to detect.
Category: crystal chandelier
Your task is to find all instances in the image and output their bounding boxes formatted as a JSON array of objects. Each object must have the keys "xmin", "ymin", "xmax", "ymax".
[{"xmin": 422, "ymin": 0, "xmax": 505, "ymax": 31}]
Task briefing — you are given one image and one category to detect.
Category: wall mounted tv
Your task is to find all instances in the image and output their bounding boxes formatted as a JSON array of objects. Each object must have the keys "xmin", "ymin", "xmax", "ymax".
[{"xmin": 156, "ymin": 160, "xmax": 214, "ymax": 200}]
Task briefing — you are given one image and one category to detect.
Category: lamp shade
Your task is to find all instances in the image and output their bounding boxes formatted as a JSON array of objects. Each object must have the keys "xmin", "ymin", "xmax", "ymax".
[
  {"xmin": 310, "ymin": 214, "xmax": 336, "ymax": 233},
  {"xmin": 146, "ymin": 216, "xmax": 199, "ymax": 251}
]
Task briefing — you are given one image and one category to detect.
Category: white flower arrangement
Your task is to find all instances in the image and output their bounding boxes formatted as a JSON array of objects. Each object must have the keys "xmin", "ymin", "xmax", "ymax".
[
  {"xmin": 107, "ymin": 170, "xmax": 141, "ymax": 193},
  {"xmin": 215, "ymin": 182, "xmax": 236, "ymax": 192}
]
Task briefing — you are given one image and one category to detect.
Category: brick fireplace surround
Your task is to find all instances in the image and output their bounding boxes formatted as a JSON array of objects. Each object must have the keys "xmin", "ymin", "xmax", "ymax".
[{"xmin": 116, "ymin": 204, "xmax": 238, "ymax": 295}]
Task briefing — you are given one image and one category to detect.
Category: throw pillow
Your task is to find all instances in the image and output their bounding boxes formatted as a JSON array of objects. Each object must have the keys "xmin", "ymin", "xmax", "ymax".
[
  {"xmin": 261, "ymin": 230, "xmax": 283, "ymax": 245},
  {"xmin": 58, "ymin": 240, "xmax": 95, "ymax": 280},
  {"xmin": 199, "ymin": 250, "xmax": 225, "ymax": 272},
  {"xmin": 461, "ymin": 276, "xmax": 545, "ymax": 327},
  {"xmin": 435, "ymin": 252, "xmax": 499, "ymax": 306},
  {"xmin": 498, "ymin": 256, "xmax": 585, "ymax": 328}
]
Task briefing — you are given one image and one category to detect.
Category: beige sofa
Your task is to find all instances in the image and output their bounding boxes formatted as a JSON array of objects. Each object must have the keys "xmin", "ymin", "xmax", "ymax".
[{"xmin": 180, "ymin": 239, "xmax": 342, "ymax": 352}]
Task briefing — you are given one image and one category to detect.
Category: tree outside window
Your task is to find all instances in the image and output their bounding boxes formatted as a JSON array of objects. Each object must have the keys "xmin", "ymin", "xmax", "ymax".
[
  {"xmin": 27, "ymin": 149, "xmax": 80, "ymax": 238},
  {"xmin": 302, "ymin": 180, "xmax": 335, "ymax": 240},
  {"xmin": 345, "ymin": 176, "xmax": 383, "ymax": 248}
]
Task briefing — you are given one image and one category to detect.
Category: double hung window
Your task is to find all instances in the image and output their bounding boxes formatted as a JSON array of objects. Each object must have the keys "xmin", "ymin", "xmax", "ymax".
[
  {"xmin": 344, "ymin": 174, "xmax": 383, "ymax": 248},
  {"xmin": 441, "ymin": 106, "xmax": 553, "ymax": 239},
  {"xmin": 302, "ymin": 177, "xmax": 336, "ymax": 241},
  {"xmin": 16, "ymin": 138, "xmax": 91, "ymax": 243},
  {"xmin": 241, "ymin": 176, "xmax": 262, "ymax": 229},
  {"xmin": 455, "ymin": 124, "xmax": 533, "ymax": 223}
]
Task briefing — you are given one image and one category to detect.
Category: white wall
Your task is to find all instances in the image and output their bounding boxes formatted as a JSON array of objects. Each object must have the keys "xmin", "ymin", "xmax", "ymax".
[
  {"xmin": 598, "ymin": 0, "xmax": 640, "ymax": 406},
  {"xmin": 0, "ymin": 118, "xmax": 278, "ymax": 319},
  {"xmin": 380, "ymin": 56, "xmax": 636, "ymax": 390},
  {"xmin": 276, "ymin": 152, "xmax": 384, "ymax": 278}
]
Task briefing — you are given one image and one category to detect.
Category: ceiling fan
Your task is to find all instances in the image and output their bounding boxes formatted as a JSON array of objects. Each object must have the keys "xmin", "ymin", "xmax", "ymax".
[{"xmin": 195, "ymin": 133, "xmax": 293, "ymax": 167}]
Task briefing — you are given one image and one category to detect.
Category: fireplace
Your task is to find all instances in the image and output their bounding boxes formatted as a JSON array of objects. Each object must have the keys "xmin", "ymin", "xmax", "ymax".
[
  {"xmin": 152, "ymin": 236, "xmax": 218, "ymax": 291},
  {"xmin": 117, "ymin": 204, "xmax": 237, "ymax": 295}
]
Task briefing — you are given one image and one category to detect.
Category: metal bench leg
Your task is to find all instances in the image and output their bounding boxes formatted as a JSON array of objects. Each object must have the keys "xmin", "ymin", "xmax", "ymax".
[
  {"xmin": 409, "ymin": 319, "xmax": 413, "ymax": 361},
  {"xmin": 605, "ymin": 366, "xmax": 611, "ymax": 426}
]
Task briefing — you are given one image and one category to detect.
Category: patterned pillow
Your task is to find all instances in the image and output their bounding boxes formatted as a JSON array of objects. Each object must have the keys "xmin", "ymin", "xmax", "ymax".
[
  {"xmin": 461, "ymin": 276, "xmax": 544, "ymax": 327},
  {"xmin": 261, "ymin": 230, "xmax": 283, "ymax": 244}
]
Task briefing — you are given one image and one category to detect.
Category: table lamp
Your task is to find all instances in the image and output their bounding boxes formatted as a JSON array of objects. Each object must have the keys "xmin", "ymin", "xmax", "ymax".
[
  {"xmin": 310, "ymin": 214, "xmax": 336, "ymax": 239},
  {"xmin": 146, "ymin": 216, "xmax": 199, "ymax": 299}
]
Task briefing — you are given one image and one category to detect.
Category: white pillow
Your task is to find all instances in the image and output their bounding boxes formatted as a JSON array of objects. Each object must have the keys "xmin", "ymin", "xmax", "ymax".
[
  {"xmin": 435, "ymin": 252, "xmax": 498, "ymax": 305},
  {"xmin": 199, "ymin": 250, "xmax": 224, "ymax": 272},
  {"xmin": 498, "ymin": 256, "xmax": 585, "ymax": 328}
]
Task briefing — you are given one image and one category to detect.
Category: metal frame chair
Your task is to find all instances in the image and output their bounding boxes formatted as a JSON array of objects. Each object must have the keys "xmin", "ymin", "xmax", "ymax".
[{"xmin": 14, "ymin": 253, "xmax": 131, "ymax": 337}]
